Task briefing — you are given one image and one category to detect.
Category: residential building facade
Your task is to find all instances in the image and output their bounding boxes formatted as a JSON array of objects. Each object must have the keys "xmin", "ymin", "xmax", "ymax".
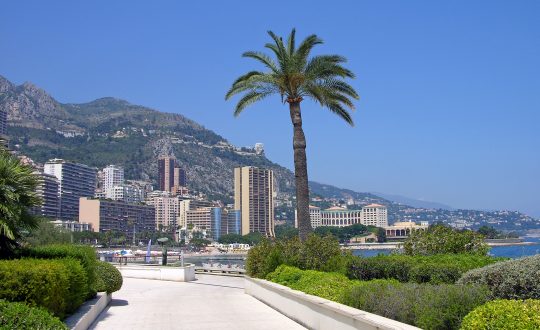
[
  {"xmin": 33, "ymin": 172, "xmax": 60, "ymax": 219},
  {"xmin": 79, "ymin": 197, "xmax": 155, "ymax": 239},
  {"xmin": 44, "ymin": 159, "xmax": 96, "ymax": 221},
  {"xmin": 234, "ymin": 166, "xmax": 275, "ymax": 237}
]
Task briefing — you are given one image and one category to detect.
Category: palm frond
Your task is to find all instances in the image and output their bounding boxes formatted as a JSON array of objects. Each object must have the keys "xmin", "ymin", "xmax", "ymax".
[
  {"xmin": 242, "ymin": 52, "xmax": 279, "ymax": 73},
  {"xmin": 234, "ymin": 91, "xmax": 273, "ymax": 116}
]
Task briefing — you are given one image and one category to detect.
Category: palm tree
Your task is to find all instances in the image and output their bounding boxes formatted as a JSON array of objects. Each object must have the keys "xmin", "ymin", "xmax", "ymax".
[
  {"xmin": 226, "ymin": 29, "xmax": 358, "ymax": 240},
  {"xmin": 0, "ymin": 149, "xmax": 40, "ymax": 257}
]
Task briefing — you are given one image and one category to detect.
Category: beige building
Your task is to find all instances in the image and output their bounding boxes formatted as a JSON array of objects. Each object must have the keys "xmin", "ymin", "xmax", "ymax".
[
  {"xmin": 234, "ymin": 166, "xmax": 275, "ymax": 237},
  {"xmin": 178, "ymin": 199, "xmax": 215, "ymax": 228},
  {"xmin": 316, "ymin": 204, "xmax": 388, "ymax": 228},
  {"xmin": 79, "ymin": 197, "xmax": 155, "ymax": 239},
  {"xmin": 361, "ymin": 204, "xmax": 388, "ymax": 227},
  {"xmin": 385, "ymin": 221, "xmax": 429, "ymax": 239},
  {"xmin": 151, "ymin": 195, "xmax": 179, "ymax": 230}
]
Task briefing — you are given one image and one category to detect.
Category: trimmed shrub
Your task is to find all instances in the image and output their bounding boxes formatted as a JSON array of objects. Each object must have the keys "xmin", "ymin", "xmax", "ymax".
[
  {"xmin": 348, "ymin": 254, "xmax": 502, "ymax": 284},
  {"xmin": 0, "ymin": 258, "xmax": 87, "ymax": 318},
  {"xmin": 0, "ymin": 300, "xmax": 67, "ymax": 330},
  {"xmin": 95, "ymin": 261, "xmax": 123, "ymax": 293},
  {"xmin": 342, "ymin": 281, "xmax": 490, "ymax": 330},
  {"xmin": 266, "ymin": 265, "xmax": 357, "ymax": 302},
  {"xmin": 268, "ymin": 266, "xmax": 490, "ymax": 329},
  {"xmin": 20, "ymin": 244, "xmax": 98, "ymax": 298},
  {"xmin": 458, "ymin": 254, "xmax": 540, "ymax": 299},
  {"xmin": 461, "ymin": 299, "xmax": 540, "ymax": 330},
  {"xmin": 246, "ymin": 235, "xmax": 347, "ymax": 278}
]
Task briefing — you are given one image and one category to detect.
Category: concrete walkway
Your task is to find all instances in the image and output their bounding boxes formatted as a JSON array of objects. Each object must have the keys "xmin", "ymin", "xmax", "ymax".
[{"xmin": 90, "ymin": 275, "xmax": 305, "ymax": 330}]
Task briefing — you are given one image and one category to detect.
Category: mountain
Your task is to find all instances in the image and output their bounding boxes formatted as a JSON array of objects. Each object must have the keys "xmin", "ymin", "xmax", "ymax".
[
  {"xmin": 374, "ymin": 192, "xmax": 454, "ymax": 210},
  {"xmin": 1, "ymin": 75, "xmax": 538, "ymax": 231}
]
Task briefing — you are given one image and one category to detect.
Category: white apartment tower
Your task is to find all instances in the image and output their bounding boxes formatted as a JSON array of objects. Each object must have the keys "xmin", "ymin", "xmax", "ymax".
[
  {"xmin": 103, "ymin": 165, "xmax": 124, "ymax": 195},
  {"xmin": 44, "ymin": 159, "xmax": 96, "ymax": 221}
]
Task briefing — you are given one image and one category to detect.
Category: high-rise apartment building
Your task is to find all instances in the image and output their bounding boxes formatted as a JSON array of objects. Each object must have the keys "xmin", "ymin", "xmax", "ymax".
[
  {"xmin": 103, "ymin": 165, "xmax": 124, "ymax": 194},
  {"xmin": 107, "ymin": 185, "xmax": 145, "ymax": 204},
  {"xmin": 152, "ymin": 195, "xmax": 179, "ymax": 230},
  {"xmin": 158, "ymin": 156, "xmax": 176, "ymax": 192},
  {"xmin": 185, "ymin": 207, "xmax": 227, "ymax": 240},
  {"xmin": 44, "ymin": 159, "xmax": 96, "ymax": 221},
  {"xmin": 0, "ymin": 110, "xmax": 7, "ymax": 136},
  {"xmin": 158, "ymin": 156, "xmax": 187, "ymax": 193},
  {"xmin": 79, "ymin": 197, "xmax": 155, "ymax": 240},
  {"xmin": 227, "ymin": 210, "xmax": 241, "ymax": 235},
  {"xmin": 234, "ymin": 166, "xmax": 275, "ymax": 237},
  {"xmin": 33, "ymin": 172, "xmax": 60, "ymax": 219}
]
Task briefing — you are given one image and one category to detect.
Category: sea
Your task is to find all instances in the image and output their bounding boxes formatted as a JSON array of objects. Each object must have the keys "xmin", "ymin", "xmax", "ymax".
[
  {"xmin": 352, "ymin": 237, "xmax": 540, "ymax": 259},
  {"xmin": 183, "ymin": 237, "xmax": 540, "ymax": 267}
]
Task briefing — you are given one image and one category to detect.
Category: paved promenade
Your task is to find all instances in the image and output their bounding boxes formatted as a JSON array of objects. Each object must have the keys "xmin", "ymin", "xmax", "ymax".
[{"xmin": 90, "ymin": 275, "xmax": 305, "ymax": 330}]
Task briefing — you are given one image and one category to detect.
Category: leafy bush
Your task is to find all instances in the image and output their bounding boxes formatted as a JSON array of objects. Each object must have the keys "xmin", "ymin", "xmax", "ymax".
[
  {"xmin": 20, "ymin": 244, "xmax": 98, "ymax": 298},
  {"xmin": 342, "ymin": 280, "xmax": 490, "ymax": 330},
  {"xmin": 266, "ymin": 265, "xmax": 357, "ymax": 302},
  {"xmin": 348, "ymin": 254, "xmax": 501, "ymax": 284},
  {"xmin": 246, "ymin": 235, "xmax": 347, "ymax": 278},
  {"xmin": 403, "ymin": 225, "xmax": 488, "ymax": 256},
  {"xmin": 0, "ymin": 258, "xmax": 87, "ymax": 318},
  {"xmin": 458, "ymin": 254, "xmax": 540, "ymax": 299},
  {"xmin": 95, "ymin": 261, "xmax": 123, "ymax": 293},
  {"xmin": 0, "ymin": 300, "xmax": 67, "ymax": 330},
  {"xmin": 461, "ymin": 299, "xmax": 540, "ymax": 330},
  {"xmin": 267, "ymin": 265, "xmax": 490, "ymax": 329}
]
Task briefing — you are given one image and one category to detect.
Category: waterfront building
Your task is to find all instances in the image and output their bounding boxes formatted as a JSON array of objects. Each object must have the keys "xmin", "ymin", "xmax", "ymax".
[
  {"xmin": 384, "ymin": 221, "xmax": 429, "ymax": 239},
  {"xmin": 33, "ymin": 172, "xmax": 60, "ymax": 219},
  {"xmin": 227, "ymin": 210, "xmax": 241, "ymax": 235},
  {"xmin": 362, "ymin": 204, "xmax": 388, "ymax": 227},
  {"xmin": 79, "ymin": 197, "xmax": 155, "ymax": 239},
  {"xmin": 316, "ymin": 204, "xmax": 388, "ymax": 228},
  {"xmin": 186, "ymin": 207, "xmax": 228, "ymax": 240},
  {"xmin": 178, "ymin": 199, "xmax": 215, "ymax": 228},
  {"xmin": 44, "ymin": 159, "xmax": 96, "ymax": 221},
  {"xmin": 234, "ymin": 166, "xmax": 275, "ymax": 237},
  {"xmin": 320, "ymin": 206, "xmax": 362, "ymax": 227},
  {"xmin": 152, "ymin": 195, "xmax": 179, "ymax": 230},
  {"xmin": 50, "ymin": 220, "xmax": 92, "ymax": 232}
]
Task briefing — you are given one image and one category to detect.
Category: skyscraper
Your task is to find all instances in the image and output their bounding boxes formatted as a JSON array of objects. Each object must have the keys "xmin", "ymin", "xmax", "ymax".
[
  {"xmin": 44, "ymin": 159, "xmax": 96, "ymax": 221},
  {"xmin": 158, "ymin": 156, "xmax": 176, "ymax": 192},
  {"xmin": 234, "ymin": 166, "xmax": 275, "ymax": 237}
]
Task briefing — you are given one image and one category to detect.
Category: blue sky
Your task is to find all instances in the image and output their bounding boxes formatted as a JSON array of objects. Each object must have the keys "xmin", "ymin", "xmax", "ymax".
[{"xmin": 1, "ymin": 1, "xmax": 539, "ymax": 217}]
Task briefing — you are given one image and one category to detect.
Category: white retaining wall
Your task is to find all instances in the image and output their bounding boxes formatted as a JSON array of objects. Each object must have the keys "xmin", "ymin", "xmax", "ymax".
[
  {"xmin": 244, "ymin": 277, "xmax": 420, "ymax": 330},
  {"xmin": 117, "ymin": 264, "xmax": 196, "ymax": 282}
]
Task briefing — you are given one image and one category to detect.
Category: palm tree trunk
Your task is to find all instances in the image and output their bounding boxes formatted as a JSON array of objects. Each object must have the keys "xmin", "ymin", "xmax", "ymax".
[{"xmin": 289, "ymin": 101, "xmax": 312, "ymax": 241}]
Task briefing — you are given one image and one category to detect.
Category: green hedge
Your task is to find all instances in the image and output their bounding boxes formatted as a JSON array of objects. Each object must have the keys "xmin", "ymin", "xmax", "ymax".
[
  {"xmin": 0, "ymin": 300, "xmax": 67, "ymax": 330},
  {"xmin": 20, "ymin": 245, "xmax": 98, "ymax": 298},
  {"xmin": 461, "ymin": 299, "xmax": 540, "ymax": 330},
  {"xmin": 95, "ymin": 261, "xmax": 123, "ymax": 293},
  {"xmin": 0, "ymin": 258, "xmax": 87, "ymax": 319},
  {"xmin": 458, "ymin": 254, "xmax": 540, "ymax": 299},
  {"xmin": 266, "ymin": 266, "xmax": 490, "ymax": 330},
  {"xmin": 246, "ymin": 235, "xmax": 349, "ymax": 278},
  {"xmin": 266, "ymin": 265, "xmax": 359, "ymax": 302},
  {"xmin": 348, "ymin": 254, "xmax": 502, "ymax": 284}
]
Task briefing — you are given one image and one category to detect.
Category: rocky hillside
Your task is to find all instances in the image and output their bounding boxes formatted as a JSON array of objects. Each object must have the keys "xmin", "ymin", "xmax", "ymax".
[{"xmin": 1, "ymin": 75, "xmax": 538, "ymax": 231}]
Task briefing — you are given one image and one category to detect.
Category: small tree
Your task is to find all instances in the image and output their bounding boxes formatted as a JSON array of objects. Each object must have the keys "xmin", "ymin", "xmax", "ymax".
[{"xmin": 403, "ymin": 224, "xmax": 488, "ymax": 256}]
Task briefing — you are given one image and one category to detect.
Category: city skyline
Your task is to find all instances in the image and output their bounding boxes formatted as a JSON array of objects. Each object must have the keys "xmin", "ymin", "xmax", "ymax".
[{"xmin": 1, "ymin": 1, "xmax": 538, "ymax": 217}]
